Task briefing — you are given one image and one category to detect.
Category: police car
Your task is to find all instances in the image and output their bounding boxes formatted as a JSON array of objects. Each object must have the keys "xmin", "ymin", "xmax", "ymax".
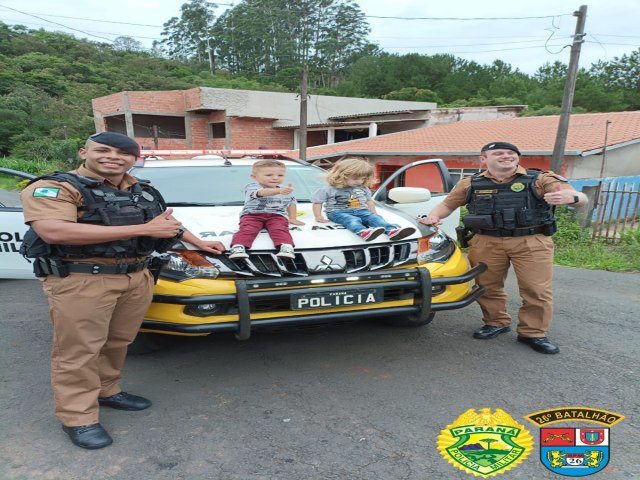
[{"xmin": 0, "ymin": 154, "xmax": 485, "ymax": 351}]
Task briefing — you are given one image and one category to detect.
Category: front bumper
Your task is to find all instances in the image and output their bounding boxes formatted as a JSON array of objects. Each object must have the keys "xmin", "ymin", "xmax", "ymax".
[{"xmin": 141, "ymin": 263, "xmax": 487, "ymax": 339}]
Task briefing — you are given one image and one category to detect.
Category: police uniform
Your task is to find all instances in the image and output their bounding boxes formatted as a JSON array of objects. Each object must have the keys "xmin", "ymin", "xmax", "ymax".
[
  {"xmin": 443, "ymin": 165, "xmax": 574, "ymax": 338},
  {"xmin": 21, "ymin": 163, "xmax": 163, "ymax": 428}
]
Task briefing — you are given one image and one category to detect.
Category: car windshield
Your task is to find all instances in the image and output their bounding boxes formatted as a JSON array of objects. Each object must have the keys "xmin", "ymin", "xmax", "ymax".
[{"xmin": 130, "ymin": 164, "xmax": 328, "ymax": 205}]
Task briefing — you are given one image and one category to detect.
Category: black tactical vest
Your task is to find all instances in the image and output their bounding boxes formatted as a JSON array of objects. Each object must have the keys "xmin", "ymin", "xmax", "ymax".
[
  {"xmin": 462, "ymin": 169, "xmax": 556, "ymax": 235},
  {"xmin": 21, "ymin": 171, "xmax": 167, "ymax": 259}
]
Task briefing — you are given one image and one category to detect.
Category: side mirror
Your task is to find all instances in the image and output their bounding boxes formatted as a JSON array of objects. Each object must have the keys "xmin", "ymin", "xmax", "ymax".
[{"xmin": 388, "ymin": 187, "xmax": 432, "ymax": 204}]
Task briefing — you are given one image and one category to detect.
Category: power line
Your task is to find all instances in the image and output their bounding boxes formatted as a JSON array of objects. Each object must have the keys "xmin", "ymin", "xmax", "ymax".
[
  {"xmin": 0, "ymin": 4, "xmax": 113, "ymax": 42},
  {"xmin": 1, "ymin": 5, "xmax": 573, "ymax": 28},
  {"xmin": 366, "ymin": 14, "xmax": 568, "ymax": 21}
]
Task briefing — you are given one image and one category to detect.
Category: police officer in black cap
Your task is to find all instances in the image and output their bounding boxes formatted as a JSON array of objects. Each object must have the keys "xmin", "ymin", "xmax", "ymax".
[
  {"xmin": 20, "ymin": 132, "xmax": 224, "ymax": 449},
  {"xmin": 419, "ymin": 141, "xmax": 587, "ymax": 355}
]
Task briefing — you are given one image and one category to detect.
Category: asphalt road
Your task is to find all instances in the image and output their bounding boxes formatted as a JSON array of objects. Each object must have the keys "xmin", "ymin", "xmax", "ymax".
[{"xmin": 1, "ymin": 266, "xmax": 638, "ymax": 480}]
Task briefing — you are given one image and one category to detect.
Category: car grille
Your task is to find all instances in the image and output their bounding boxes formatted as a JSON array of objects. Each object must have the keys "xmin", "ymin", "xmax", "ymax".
[{"xmin": 214, "ymin": 241, "xmax": 416, "ymax": 277}]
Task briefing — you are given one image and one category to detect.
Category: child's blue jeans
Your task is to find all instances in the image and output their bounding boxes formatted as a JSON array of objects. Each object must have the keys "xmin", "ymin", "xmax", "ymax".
[{"xmin": 327, "ymin": 208, "xmax": 397, "ymax": 235}]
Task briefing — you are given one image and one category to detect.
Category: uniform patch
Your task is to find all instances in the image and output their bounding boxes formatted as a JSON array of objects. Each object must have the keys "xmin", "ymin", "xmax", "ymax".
[
  {"xmin": 525, "ymin": 406, "xmax": 625, "ymax": 477},
  {"xmin": 437, "ymin": 408, "xmax": 533, "ymax": 477},
  {"xmin": 476, "ymin": 189, "xmax": 498, "ymax": 194},
  {"xmin": 511, "ymin": 182, "xmax": 525, "ymax": 192},
  {"xmin": 548, "ymin": 172, "xmax": 569, "ymax": 182},
  {"xmin": 33, "ymin": 187, "xmax": 60, "ymax": 198}
]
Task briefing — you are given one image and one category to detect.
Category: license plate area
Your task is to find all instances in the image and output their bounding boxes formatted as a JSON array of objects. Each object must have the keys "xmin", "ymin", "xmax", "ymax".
[{"xmin": 291, "ymin": 288, "xmax": 383, "ymax": 310}]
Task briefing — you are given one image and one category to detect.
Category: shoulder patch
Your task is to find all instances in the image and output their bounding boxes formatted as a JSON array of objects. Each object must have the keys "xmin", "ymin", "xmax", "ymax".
[
  {"xmin": 547, "ymin": 172, "xmax": 569, "ymax": 182},
  {"xmin": 33, "ymin": 187, "xmax": 60, "ymax": 198}
]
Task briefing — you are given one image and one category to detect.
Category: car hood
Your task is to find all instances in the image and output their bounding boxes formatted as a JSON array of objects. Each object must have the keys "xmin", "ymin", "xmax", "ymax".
[{"xmin": 172, "ymin": 204, "xmax": 419, "ymax": 250}]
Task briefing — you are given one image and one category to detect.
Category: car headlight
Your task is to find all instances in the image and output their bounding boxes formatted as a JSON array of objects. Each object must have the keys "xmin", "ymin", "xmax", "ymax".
[
  {"xmin": 161, "ymin": 250, "xmax": 220, "ymax": 280},
  {"xmin": 416, "ymin": 230, "xmax": 456, "ymax": 264}
]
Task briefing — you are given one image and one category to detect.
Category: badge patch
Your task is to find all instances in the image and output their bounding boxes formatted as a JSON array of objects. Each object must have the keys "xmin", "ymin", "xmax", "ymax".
[
  {"xmin": 510, "ymin": 182, "xmax": 525, "ymax": 192},
  {"xmin": 33, "ymin": 187, "xmax": 60, "ymax": 198},
  {"xmin": 437, "ymin": 408, "xmax": 533, "ymax": 477},
  {"xmin": 540, "ymin": 428, "xmax": 609, "ymax": 476},
  {"xmin": 526, "ymin": 406, "xmax": 624, "ymax": 477}
]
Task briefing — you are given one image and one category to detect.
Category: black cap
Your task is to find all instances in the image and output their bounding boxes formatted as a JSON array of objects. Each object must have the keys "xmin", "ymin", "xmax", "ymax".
[
  {"xmin": 481, "ymin": 141, "xmax": 521, "ymax": 156},
  {"xmin": 89, "ymin": 132, "xmax": 140, "ymax": 157}
]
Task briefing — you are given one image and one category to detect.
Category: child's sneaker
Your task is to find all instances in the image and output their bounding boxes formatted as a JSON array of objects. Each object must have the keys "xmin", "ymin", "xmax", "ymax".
[
  {"xmin": 388, "ymin": 227, "xmax": 416, "ymax": 241},
  {"xmin": 359, "ymin": 227, "xmax": 385, "ymax": 241},
  {"xmin": 276, "ymin": 244, "xmax": 295, "ymax": 259},
  {"xmin": 229, "ymin": 245, "xmax": 249, "ymax": 259}
]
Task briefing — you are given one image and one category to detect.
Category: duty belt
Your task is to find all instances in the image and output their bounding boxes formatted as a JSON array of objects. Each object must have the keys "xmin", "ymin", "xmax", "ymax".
[
  {"xmin": 476, "ymin": 226, "xmax": 547, "ymax": 237},
  {"xmin": 64, "ymin": 259, "xmax": 150, "ymax": 274}
]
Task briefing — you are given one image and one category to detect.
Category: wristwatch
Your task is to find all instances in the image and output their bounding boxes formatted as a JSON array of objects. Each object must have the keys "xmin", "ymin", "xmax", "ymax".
[{"xmin": 571, "ymin": 195, "xmax": 580, "ymax": 204}]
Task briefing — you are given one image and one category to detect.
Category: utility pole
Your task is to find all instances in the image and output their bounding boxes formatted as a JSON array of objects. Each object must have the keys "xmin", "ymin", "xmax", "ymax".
[
  {"xmin": 551, "ymin": 5, "xmax": 587, "ymax": 173},
  {"xmin": 299, "ymin": 66, "xmax": 308, "ymax": 161},
  {"xmin": 207, "ymin": 38, "xmax": 215, "ymax": 75}
]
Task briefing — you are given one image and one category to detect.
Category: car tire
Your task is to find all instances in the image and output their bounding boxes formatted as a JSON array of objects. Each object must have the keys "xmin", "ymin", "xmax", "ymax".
[
  {"xmin": 379, "ymin": 312, "xmax": 436, "ymax": 328},
  {"xmin": 127, "ymin": 332, "xmax": 172, "ymax": 355}
]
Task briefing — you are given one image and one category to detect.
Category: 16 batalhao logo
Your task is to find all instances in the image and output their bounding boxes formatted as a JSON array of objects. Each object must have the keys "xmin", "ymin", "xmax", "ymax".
[
  {"xmin": 437, "ymin": 408, "xmax": 533, "ymax": 477},
  {"xmin": 525, "ymin": 406, "xmax": 625, "ymax": 477}
]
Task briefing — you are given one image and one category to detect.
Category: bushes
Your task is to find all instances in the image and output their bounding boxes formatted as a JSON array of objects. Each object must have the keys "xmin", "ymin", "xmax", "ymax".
[
  {"xmin": 9, "ymin": 138, "xmax": 82, "ymax": 165},
  {"xmin": 0, "ymin": 156, "xmax": 67, "ymax": 176},
  {"xmin": 553, "ymin": 206, "xmax": 591, "ymax": 247},
  {"xmin": 553, "ymin": 206, "xmax": 640, "ymax": 272}
]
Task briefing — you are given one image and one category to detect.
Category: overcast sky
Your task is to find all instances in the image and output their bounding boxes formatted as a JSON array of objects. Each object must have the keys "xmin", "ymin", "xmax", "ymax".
[{"xmin": 1, "ymin": 0, "xmax": 638, "ymax": 74}]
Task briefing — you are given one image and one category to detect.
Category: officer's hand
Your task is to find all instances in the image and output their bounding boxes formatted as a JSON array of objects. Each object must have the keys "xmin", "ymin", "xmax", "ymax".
[
  {"xmin": 147, "ymin": 208, "xmax": 183, "ymax": 238},
  {"xmin": 418, "ymin": 215, "xmax": 442, "ymax": 226},
  {"xmin": 197, "ymin": 241, "xmax": 225, "ymax": 254},
  {"xmin": 544, "ymin": 183, "xmax": 573, "ymax": 205}
]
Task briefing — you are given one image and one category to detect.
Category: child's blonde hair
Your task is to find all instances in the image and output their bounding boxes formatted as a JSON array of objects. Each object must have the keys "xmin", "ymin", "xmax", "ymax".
[
  {"xmin": 325, "ymin": 157, "xmax": 375, "ymax": 188},
  {"xmin": 252, "ymin": 159, "xmax": 286, "ymax": 173}
]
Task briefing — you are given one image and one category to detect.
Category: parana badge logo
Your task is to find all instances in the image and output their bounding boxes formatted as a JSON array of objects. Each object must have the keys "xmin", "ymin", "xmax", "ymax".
[
  {"xmin": 437, "ymin": 408, "xmax": 533, "ymax": 477},
  {"xmin": 525, "ymin": 406, "xmax": 625, "ymax": 477}
]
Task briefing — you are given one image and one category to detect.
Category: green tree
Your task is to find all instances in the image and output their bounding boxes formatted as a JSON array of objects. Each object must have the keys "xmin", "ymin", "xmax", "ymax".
[
  {"xmin": 212, "ymin": 0, "xmax": 373, "ymax": 88},
  {"xmin": 591, "ymin": 49, "xmax": 640, "ymax": 109},
  {"xmin": 113, "ymin": 36, "xmax": 144, "ymax": 52},
  {"xmin": 384, "ymin": 87, "xmax": 440, "ymax": 103},
  {"xmin": 160, "ymin": 0, "xmax": 217, "ymax": 63},
  {"xmin": 480, "ymin": 438, "xmax": 497, "ymax": 451}
]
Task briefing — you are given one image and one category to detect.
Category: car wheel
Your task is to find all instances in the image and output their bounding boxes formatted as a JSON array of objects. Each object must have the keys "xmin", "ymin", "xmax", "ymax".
[
  {"xmin": 127, "ymin": 332, "xmax": 172, "ymax": 355},
  {"xmin": 379, "ymin": 312, "xmax": 436, "ymax": 328}
]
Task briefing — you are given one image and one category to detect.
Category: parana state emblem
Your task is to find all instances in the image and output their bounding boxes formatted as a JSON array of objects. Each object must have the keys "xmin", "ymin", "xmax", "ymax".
[{"xmin": 437, "ymin": 408, "xmax": 533, "ymax": 477}]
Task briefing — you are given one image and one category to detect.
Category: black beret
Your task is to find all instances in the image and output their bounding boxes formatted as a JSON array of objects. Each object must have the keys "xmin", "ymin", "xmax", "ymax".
[
  {"xmin": 481, "ymin": 141, "xmax": 521, "ymax": 156},
  {"xmin": 89, "ymin": 132, "xmax": 140, "ymax": 157}
]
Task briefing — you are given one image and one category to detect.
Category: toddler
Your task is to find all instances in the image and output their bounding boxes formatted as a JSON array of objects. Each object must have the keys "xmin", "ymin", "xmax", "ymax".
[
  {"xmin": 311, "ymin": 157, "xmax": 415, "ymax": 241},
  {"xmin": 229, "ymin": 160, "xmax": 304, "ymax": 259}
]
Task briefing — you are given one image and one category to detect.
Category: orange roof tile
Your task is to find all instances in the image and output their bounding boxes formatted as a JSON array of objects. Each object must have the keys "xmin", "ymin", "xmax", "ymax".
[{"xmin": 303, "ymin": 111, "xmax": 640, "ymax": 159}]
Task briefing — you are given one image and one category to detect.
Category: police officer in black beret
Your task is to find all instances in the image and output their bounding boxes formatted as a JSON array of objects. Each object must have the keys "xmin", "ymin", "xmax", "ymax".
[
  {"xmin": 419, "ymin": 141, "xmax": 587, "ymax": 355},
  {"xmin": 21, "ymin": 132, "xmax": 225, "ymax": 449}
]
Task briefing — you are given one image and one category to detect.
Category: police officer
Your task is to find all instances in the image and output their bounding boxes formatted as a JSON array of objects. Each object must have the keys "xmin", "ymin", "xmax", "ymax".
[
  {"xmin": 20, "ymin": 132, "xmax": 224, "ymax": 449},
  {"xmin": 419, "ymin": 141, "xmax": 587, "ymax": 354}
]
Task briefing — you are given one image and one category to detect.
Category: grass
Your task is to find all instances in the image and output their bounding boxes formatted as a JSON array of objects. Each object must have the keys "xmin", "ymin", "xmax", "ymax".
[{"xmin": 553, "ymin": 207, "xmax": 640, "ymax": 272}]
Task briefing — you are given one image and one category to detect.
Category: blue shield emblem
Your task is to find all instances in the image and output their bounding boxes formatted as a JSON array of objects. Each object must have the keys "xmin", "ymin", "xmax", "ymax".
[{"xmin": 540, "ymin": 428, "xmax": 610, "ymax": 476}]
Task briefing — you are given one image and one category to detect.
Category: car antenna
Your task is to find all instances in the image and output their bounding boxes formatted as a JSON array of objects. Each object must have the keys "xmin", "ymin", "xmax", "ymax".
[{"xmin": 221, "ymin": 151, "xmax": 232, "ymax": 166}]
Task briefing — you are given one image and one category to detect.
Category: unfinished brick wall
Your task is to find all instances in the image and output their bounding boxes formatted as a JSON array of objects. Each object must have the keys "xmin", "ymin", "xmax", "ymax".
[
  {"xmin": 93, "ymin": 90, "xmax": 293, "ymax": 151},
  {"xmin": 92, "ymin": 93, "xmax": 125, "ymax": 115},
  {"xmin": 229, "ymin": 118, "xmax": 293, "ymax": 150},
  {"xmin": 126, "ymin": 91, "xmax": 188, "ymax": 113}
]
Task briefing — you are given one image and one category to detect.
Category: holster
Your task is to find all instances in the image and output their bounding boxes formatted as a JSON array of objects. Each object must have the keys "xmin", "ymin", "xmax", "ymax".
[
  {"xmin": 33, "ymin": 257, "xmax": 69, "ymax": 278},
  {"xmin": 148, "ymin": 254, "xmax": 171, "ymax": 284},
  {"xmin": 456, "ymin": 226, "xmax": 475, "ymax": 248}
]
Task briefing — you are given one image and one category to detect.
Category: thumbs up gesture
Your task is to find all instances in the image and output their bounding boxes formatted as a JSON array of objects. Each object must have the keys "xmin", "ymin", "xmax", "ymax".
[{"xmin": 280, "ymin": 183, "xmax": 294, "ymax": 195}]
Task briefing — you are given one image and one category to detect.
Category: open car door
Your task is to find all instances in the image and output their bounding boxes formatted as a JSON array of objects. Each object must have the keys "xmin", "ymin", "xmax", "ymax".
[
  {"xmin": 372, "ymin": 159, "xmax": 460, "ymax": 238},
  {"xmin": 0, "ymin": 168, "xmax": 36, "ymax": 279}
]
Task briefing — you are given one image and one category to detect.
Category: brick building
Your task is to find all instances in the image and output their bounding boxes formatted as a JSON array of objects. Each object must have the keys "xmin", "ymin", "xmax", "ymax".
[{"xmin": 91, "ymin": 87, "xmax": 525, "ymax": 153}]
